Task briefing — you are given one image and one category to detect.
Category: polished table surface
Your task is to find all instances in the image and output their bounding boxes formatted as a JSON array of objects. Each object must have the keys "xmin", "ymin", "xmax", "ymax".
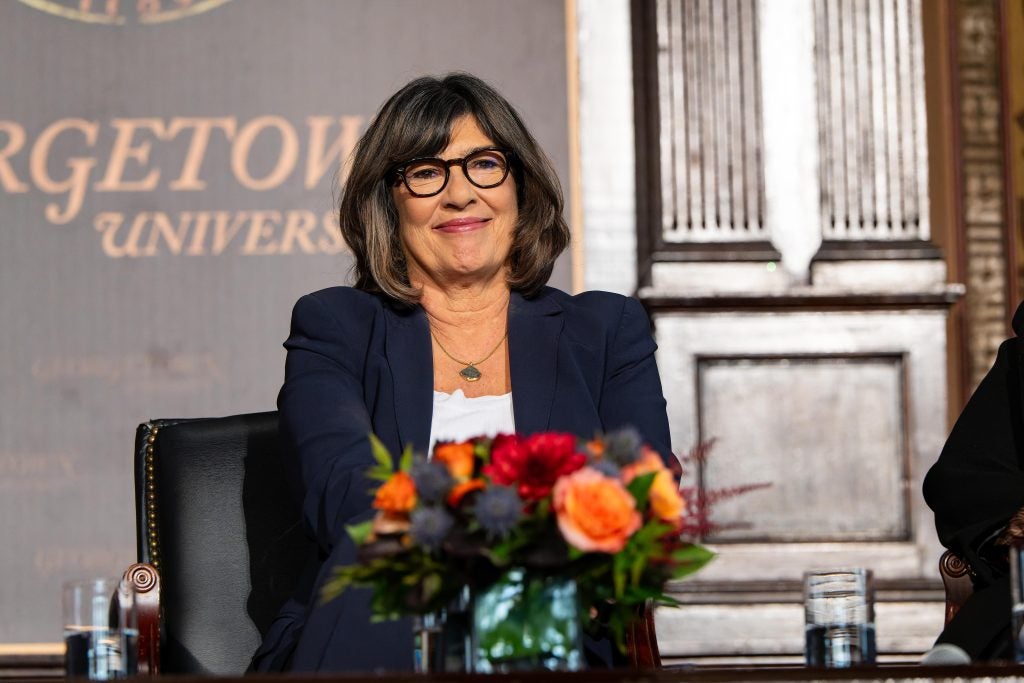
[{"xmin": 7, "ymin": 661, "xmax": 1024, "ymax": 682}]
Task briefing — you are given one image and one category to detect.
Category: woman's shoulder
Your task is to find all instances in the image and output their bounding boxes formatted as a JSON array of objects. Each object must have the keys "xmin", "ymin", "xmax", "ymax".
[
  {"xmin": 288, "ymin": 286, "xmax": 401, "ymax": 338},
  {"xmin": 297, "ymin": 285, "xmax": 386, "ymax": 309},
  {"xmin": 534, "ymin": 286, "xmax": 643, "ymax": 321},
  {"xmin": 293, "ymin": 286, "xmax": 408, "ymax": 321},
  {"xmin": 530, "ymin": 287, "xmax": 649, "ymax": 343}
]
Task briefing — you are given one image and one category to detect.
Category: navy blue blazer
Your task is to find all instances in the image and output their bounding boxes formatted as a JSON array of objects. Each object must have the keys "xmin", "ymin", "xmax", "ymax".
[{"xmin": 252, "ymin": 285, "xmax": 672, "ymax": 672}]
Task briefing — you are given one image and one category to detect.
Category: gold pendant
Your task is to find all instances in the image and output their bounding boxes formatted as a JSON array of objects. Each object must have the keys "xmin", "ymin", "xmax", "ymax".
[{"xmin": 459, "ymin": 365, "xmax": 482, "ymax": 382}]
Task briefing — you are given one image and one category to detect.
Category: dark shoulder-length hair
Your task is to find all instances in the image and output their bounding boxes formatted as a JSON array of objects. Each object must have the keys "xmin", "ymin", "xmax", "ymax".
[{"xmin": 339, "ymin": 72, "xmax": 569, "ymax": 305}]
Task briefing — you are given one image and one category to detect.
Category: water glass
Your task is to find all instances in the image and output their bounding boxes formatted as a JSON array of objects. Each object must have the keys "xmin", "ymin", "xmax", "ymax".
[
  {"xmin": 63, "ymin": 578, "xmax": 138, "ymax": 680},
  {"xmin": 1011, "ymin": 545, "xmax": 1024, "ymax": 661},
  {"xmin": 803, "ymin": 568, "xmax": 876, "ymax": 667}
]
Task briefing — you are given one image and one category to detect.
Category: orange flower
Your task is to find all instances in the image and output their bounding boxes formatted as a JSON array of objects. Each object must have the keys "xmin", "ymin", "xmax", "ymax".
[
  {"xmin": 622, "ymin": 449, "xmax": 684, "ymax": 523},
  {"xmin": 373, "ymin": 471, "xmax": 417, "ymax": 513},
  {"xmin": 433, "ymin": 441, "xmax": 476, "ymax": 480},
  {"xmin": 447, "ymin": 478, "xmax": 486, "ymax": 506},
  {"xmin": 553, "ymin": 467, "xmax": 641, "ymax": 553},
  {"xmin": 647, "ymin": 470, "xmax": 684, "ymax": 523}
]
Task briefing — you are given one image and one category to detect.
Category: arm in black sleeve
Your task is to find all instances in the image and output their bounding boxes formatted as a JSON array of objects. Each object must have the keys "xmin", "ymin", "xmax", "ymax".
[
  {"xmin": 277, "ymin": 293, "xmax": 377, "ymax": 554},
  {"xmin": 598, "ymin": 296, "xmax": 673, "ymax": 465},
  {"xmin": 923, "ymin": 336, "xmax": 1024, "ymax": 584}
]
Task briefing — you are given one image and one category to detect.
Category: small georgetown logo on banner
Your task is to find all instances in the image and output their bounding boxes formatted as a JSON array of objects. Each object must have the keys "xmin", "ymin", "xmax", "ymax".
[{"xmin": 17, "ymin": 0, "xmax": 233, "ymax": 25}]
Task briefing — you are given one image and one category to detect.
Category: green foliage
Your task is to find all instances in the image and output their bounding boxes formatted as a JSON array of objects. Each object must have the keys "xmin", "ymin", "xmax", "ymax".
[
  {"xmin": 398, "ymin": 442, "xmax": 414, "ymax": 473},
  {"xmin": 367, "ymin": 433, "xmax": 394, "ymax": 481},
  {"xmin": 625, "ymin": 471, "xmax": 656, "ymax": 510},
  {"xmin": 327, "ymin": 432, "xmax": 729, "ymax": 656},
  {"xmin": 668, "ymin": 543, "xmax": 716, "ymax": 579},
  {"xmin": 346, "ymin": 520, "xmax": 373, "ymax": 546}
]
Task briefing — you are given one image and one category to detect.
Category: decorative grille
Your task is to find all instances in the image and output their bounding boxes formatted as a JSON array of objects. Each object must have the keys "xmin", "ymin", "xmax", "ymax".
[{"xmin": 655, "ymin": 0, "xmax": 766, "ymax": 243}]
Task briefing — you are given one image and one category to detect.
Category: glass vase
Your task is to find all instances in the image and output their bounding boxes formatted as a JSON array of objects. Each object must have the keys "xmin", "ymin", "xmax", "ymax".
[{"xmin": 470, "ymin": 566, "xmax": 584, "ymax": 673}]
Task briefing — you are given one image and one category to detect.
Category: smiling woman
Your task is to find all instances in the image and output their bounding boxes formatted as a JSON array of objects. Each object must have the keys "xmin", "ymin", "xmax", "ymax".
[
  {"xmin": 252, "ymin": 73, "xmax": 673, "ymax": 673},
  {"xmin": 392, "ymin": 118, "xmax": 519, "ymax": 308}
]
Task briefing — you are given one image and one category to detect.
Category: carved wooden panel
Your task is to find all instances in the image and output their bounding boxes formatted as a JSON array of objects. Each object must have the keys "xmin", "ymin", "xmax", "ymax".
[
  {"xmin": 953, "ymin": 0, "xmax": 1014, "ymax": 390},
  {"xmin": 696, "ymin": 354, "xmax": 908, "ymax": 543},
  {"xmin": 654, "ymin": 306, "xmax": 949, "ymax": 579},
  {"xmin": 654, "ymin": 0, "xmax": 766, "ymax": 243},
  {"xmin": 814, "ymin": 0, "xmax": 929, "ymax": 241}
]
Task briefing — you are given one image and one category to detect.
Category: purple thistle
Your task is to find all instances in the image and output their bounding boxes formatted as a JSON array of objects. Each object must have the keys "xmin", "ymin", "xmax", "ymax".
[
  {"xmin": 591, "ymin": 459, "xmax": 621, "ymax": 478},
  {"xmin": 410, "ymin": 459, "xmax": 454, "ymax": 505},
  {"xmin": 473, "ymin": 485, "xmax": 523, "ymax": 538},
  {"xmin": 602, "ymin": 426, "xmax": 644, "ymax": 464},
  {"xmin": 410, "ymin": 507, "xmax": 454, "ymax": 550}
]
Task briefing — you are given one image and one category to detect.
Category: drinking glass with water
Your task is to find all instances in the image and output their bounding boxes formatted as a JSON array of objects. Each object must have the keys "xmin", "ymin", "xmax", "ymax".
[
  {"xmin": 803, "ymin": 568, "xmax": 876, "ymax": 667},
  {"xmin": 63, "ymin": 578, "xmax": 138, "ymax": 680},
  {"xmin": 1011, "ymin": 545, "xmax": 1024, "ymax": 662}
]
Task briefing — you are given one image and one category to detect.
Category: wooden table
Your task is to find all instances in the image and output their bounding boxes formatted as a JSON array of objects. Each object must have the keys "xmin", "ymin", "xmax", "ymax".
[{"xmin": 7, "ymin": 656, "xmax": 1024, "ymax": 683}]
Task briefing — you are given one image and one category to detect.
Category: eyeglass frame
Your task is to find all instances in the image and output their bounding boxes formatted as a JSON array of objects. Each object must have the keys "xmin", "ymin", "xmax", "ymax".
[{"xmin": 388, "ymin": 147, "xmax": 514, "ymax": 198}]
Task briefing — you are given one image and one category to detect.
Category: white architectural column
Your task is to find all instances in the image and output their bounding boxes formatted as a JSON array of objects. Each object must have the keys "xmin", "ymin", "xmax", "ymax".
[
  {"xmin": 576, "ymin": 0, "xmax": 637, "ymax": 295},
  {"xmin": 758, "ymin": 0, "xmax": 822, "ymax": 284}
]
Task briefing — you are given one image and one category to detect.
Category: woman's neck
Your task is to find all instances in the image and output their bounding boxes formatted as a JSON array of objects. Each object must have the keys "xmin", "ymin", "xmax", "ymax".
[
  {"xmin": 417, "ymin": 277, "xmax": 511, "ymax": 334},
  {"xmin": 416, "ymin": 276, "xmax": 512, "ymax": 396}
]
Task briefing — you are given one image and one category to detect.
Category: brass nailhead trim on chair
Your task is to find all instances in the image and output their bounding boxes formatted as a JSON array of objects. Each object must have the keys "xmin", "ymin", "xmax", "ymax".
[{"xmin": 145, "ymin": 425, "xmax": 161, "ymax": 571}]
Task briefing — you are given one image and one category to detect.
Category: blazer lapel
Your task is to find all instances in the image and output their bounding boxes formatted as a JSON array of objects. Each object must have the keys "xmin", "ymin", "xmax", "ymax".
[
  {"xmin": 384, "ymin": 304, "xmax": 434, "ymax": 452},
  {"xmin": 509, "ymin": 290, "xmax": 563, "ymax": 435}
]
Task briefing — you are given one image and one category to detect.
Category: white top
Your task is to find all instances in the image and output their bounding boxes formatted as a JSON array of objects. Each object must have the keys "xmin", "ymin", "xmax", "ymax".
[{"xmin": 427, "ymin": 389, "xmax": 515, "ymax": 454}]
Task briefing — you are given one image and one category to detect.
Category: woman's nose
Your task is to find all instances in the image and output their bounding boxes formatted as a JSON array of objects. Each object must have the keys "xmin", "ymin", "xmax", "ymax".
[{"xmin": 442, "ymin": 167, "xmax": 476, "ymax": 207}]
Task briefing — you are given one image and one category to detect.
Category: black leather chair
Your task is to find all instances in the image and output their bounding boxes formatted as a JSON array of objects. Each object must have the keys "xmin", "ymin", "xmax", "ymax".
[
  {"xmin": 126, "ymin": 412, "xmax": 311, "ymax": 674},
  {"xmin": 124, "ymin": 411, "xmax": 662, "ymax": 673}
]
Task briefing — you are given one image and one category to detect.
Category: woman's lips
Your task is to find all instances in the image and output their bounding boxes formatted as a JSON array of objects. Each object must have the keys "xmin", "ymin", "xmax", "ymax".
[{"xmin": 433, "ymin": 217, "xmax": 491, "ymax": 233}]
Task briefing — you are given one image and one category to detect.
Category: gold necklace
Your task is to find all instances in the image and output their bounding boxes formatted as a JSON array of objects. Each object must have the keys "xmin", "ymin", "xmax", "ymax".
[{"xmin": 430, "ymin": 329, "xmax": 508, "ymax": 382}]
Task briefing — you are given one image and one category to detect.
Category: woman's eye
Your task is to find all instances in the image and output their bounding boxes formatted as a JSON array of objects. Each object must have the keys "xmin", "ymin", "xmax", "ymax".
[
  {"xmin": 469, "ymin": 156, "xmax": 503, "ymax": 171},
  {"xmin": 408, "ymin": 166, "xmax": 442, "ymax": 181}
]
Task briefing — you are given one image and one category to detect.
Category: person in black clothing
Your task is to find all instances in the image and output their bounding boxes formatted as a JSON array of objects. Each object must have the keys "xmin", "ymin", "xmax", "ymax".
[{"xmin": 923, "ymin": 302, "xmax": 1024, "ymax": 660}]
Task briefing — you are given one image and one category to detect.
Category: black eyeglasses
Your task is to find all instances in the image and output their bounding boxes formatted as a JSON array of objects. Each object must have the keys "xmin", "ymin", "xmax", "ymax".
[{"xmin": 390, "ymin": 147, "xmax": 512, "ymax": 198}]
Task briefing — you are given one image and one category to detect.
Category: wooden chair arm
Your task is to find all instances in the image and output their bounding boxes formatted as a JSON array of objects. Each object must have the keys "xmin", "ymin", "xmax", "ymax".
[
  {"xmin": 939, "ymin": 550, "xmax": 973, "ymax": 626},
  {"xmin": 124, "ymin": 562, "xmax": 160, "ymax": 675}
]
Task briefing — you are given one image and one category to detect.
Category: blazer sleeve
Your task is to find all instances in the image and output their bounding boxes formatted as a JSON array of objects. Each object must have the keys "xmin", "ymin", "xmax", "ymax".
[
  {"xmin": 599, "ymin": 296, "xmax": 674, "ymax": 465},
  {"xmin": 923, "ymin": 335, "xmax": 1024, "ymax": 584},
  {"xmin": 278, "ymin": 293, "xmax": 377, "ymax": 553}
]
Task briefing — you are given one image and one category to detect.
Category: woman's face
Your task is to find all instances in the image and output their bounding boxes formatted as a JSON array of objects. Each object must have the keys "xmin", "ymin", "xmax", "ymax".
[{"xmin": 392, "ymin": 115, "xmax": 518, "ymax": 290}]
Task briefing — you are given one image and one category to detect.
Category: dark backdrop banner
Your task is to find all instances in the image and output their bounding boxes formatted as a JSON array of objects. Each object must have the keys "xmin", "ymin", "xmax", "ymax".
[{"xmin": 0, "ymin": 0, "xmax": 570, "ymax": 643}]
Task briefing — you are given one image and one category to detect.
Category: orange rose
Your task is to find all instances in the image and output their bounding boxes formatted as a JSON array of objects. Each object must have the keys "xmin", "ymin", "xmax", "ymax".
[
  {"xmin": 622, "ymin": 450, "xmax": 684, "ymax": 523},
  {"xmin": 373, "ymin": 471, "xmax": 417, "ymax": 513},
  {"xmin": 647, "ymin": 470, "xmax": 684, "ymax": 522},
  {"xmin": 433, "ymin": 441, "xmax": 476, "ymax": 480},
  {"xmin": 447, "ymin": 478, "xmax": 486, "ymax": 506},
  {"xmin": 553, "ymin": 467, "xmax": 641, "ymax": 553}
]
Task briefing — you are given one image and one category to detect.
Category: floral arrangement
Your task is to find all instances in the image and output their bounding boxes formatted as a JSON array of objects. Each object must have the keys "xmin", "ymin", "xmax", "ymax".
[{"xmin": 323, "ymin": 428, "xmax": 717, "ymax": 650}]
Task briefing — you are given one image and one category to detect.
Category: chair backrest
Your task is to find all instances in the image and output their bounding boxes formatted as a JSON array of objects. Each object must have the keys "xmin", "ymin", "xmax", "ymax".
[{"xmin": 133, "ymin": 412, "xmax": 312, "ymax": 674}]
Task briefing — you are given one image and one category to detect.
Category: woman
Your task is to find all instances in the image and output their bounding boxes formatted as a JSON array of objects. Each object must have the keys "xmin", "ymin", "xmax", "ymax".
[
  {"xmin": 923, "ymin": 301, "xmax": 1024, "ymax": 660},
  {"xmin": 251, "ymin": 73, "xmax": 672, "ymax": 672}
]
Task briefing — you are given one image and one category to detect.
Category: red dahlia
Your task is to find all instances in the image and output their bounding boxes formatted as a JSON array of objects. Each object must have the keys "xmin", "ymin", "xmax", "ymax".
[{"xmin": 484, "ymin": 432, "xmax": 587, "ymax": 500}]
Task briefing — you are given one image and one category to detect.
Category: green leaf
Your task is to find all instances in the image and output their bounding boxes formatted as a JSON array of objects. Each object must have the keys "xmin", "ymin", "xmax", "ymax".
[
  {"xmin": 629, "ymin": 552, "xmax": 647, "ymax": 587},
  {"xmin": 626, "ymin": 471, "xmax": 656, "ymax": 510},
  {"xmin": 669, "ymin": 544, "xmax": 716, "ymax": 578},
  {"xmin": 474, "ymin": 440, "xmax": 491, "ymax": 464},
  {"xmin": 368, "ymin": 433, "xmax": 393, "ymax": 470},
  {"xmin": 612, "ymin": 552, "xmax": 630, "ymax": 599},
  {"xmin": 346, "ymin": 520, "xmax": 374, "ymax": 546},
  {"xmin": 398, "ymin": 443, "xmax": 414, "ymax": 473}
]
